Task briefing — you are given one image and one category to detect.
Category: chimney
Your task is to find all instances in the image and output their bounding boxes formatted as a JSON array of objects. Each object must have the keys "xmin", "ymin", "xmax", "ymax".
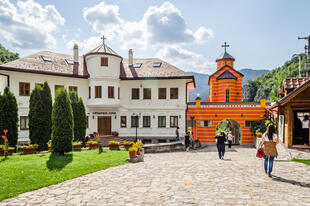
[
  {"xmin": 73, "ymin": 44, "xmax": 79, "ymax": 75},
  {"xmin": 128, "ymin": 49, "xmax": 133, "ymax": 66}
]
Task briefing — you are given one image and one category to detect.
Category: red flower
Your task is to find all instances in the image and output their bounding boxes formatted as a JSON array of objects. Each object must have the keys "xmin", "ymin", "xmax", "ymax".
[
  {"xmin": 5, "ymin": 139, "xmax": 8, "ymax": 142},
  {"xmin": 1, "ymin": 136, "xmax": 4, "ymax": 139},
  {"xmin": 3, "ymin": 129, "xmax": 8, "ymax": 133}
]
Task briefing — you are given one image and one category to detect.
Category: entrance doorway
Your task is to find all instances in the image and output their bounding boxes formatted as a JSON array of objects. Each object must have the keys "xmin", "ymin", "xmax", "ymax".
[
  {"xmin": 216, "ymin": 119, "xmax": 241, "ymax": 144},
  {"xmin": 98, "ymin": 116, "xmax": 112, "ymax": 136},
  {"xmin": 293, "ymin": 111, "xmax": 309, "ymax": 145}
]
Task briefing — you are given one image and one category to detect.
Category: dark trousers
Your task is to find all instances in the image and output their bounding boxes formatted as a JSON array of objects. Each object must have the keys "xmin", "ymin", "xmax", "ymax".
[
  {"xmin": 228, "ymin": 140, "xmax": 232, "ymax": 148},
  {"xmin": 217, "ymin": 144, "xmax": 225, "ymax": 159}
]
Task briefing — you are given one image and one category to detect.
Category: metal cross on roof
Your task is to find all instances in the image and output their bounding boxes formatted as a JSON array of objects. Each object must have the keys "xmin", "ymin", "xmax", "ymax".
[
  {"xmin": 222, "ymin": 42, "xmax": 229, "ymax": 52},
  {"xmin": 101, "ymin": 35, "xmax": 107, "ymax": 44}
]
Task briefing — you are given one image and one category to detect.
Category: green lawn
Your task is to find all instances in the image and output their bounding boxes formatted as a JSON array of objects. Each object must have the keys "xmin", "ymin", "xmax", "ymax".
[
  {"xmin": 0, "ymin": 149, "xmax": 129, "ymax": 201},
  {"xmin": 292, "ymin": 158, "xmax": 310, "ymax": 165}
]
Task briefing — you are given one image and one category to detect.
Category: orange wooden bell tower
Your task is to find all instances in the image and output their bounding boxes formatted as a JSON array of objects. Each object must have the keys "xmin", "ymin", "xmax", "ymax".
[{"xmin": 208, "ymin": 42, "xmax": 243, "ymax": 102}]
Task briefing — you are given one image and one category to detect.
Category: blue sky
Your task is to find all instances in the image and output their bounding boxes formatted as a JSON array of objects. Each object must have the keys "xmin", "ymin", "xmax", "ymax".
[{"xmin": 1, "ymin": 0, "xmax": 310, "ymax": 74}]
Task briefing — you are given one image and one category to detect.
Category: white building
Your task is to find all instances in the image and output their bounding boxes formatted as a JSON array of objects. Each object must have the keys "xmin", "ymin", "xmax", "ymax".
[{"xmin": 0, "ymin": 41, "xmax": 195, "ymax": 143}]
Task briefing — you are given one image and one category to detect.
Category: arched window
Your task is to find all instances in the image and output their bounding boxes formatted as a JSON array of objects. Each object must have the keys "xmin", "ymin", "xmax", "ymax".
[{"xmin": 226, "ymin": 89, "xmax": 230, "ymax": 102}]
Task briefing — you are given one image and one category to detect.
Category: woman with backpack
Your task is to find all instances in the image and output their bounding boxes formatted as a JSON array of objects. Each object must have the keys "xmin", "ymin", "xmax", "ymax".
[{"xmin": 262, "ymin": 124, "xmax": 279, "ymax": 178}]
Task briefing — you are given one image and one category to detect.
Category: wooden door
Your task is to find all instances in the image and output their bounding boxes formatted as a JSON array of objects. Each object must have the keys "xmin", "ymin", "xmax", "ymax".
[{"xmin": 98, "ymin": 116, "xmax": 111, "ymax": 135}]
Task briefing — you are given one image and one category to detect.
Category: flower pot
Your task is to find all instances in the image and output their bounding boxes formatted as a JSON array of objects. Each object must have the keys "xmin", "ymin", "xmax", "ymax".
[
  {"xmin": 0, "ymin": 149, "xmax": 14, "ymax": 156},
  {"xmin": 124, "ymin": 144, "xmax": 134, "ymax": 150},
  {"xmin": 129, "ymin": 151, "xmax": 137, "ymax": 158},
  {"xmin": 88, "ymin": 144, "xmax": 98, "ymax": 149},
  {"xmin": 73, "ymin": 145, "xmax": 82, "ymax": 151},
  {"xmin": 23, "ymin": 148, "xmax": 37, "ymax": 154},
  {"xmin": 109, "ymin": 144, "xmax": 120, "ymax": 150}
]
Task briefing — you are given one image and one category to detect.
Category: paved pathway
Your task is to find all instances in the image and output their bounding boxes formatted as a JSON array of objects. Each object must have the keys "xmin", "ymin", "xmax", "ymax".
[{"xmin": 1, "ymin": 146, "xmax": 310, "ymax": 206}]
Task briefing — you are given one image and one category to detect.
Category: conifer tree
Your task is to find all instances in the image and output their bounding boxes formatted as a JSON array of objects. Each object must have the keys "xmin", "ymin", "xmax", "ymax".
[
  {"xmin": 69, "ymin": 91, "xmax": 79, "ymax": 141},
  {"xmin": 51, "ymin": 88, "xmax": 73, "ymax": 155},
  {"xmin": 41, "ymin": 81, "xmax": 52, "ymax": 149},
  {"xmin": 0, "ymin": 87, "xmax": 18, "ymax": 147},
  {"xmin": 69, "ymin": 92, "xmax": 86, "ymax": 143}
]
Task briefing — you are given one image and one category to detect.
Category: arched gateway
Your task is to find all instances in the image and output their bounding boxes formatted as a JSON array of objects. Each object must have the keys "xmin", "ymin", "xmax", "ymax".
[
  {"xmin": 187, "ymin": 43, "xmax": 266, "ymax": 145},
  {"xmin": 216, "ymin": 119, "xmax": 241, "ymax": 144}
]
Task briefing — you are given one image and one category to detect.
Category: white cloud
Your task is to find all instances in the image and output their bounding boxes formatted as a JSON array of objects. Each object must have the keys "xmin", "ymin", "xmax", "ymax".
[
  {"xmin": 0, "ymin": 0, "xmax": 65, "ymax": 49},
  {"xmin": 67, "ymin": 36, "xmax": 102, "ymax": 54},
  {"xmin": 156, "ymin": 46, "xmax": 216, "ymax": 74},
  {"xmin": 81, "ymin": 1, "xmax": 214, "ymax": 49}
]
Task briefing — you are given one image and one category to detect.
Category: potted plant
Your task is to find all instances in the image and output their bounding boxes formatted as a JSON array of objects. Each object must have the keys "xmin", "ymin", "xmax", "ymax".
[
  {"xmin": 0, "ymin": 145, "xmax": 14, "ymax": 156},
  {"xmin": 108, "ymin": 141, "xmax": 120, "ymax": 150},
  {"xmin": 22, "ymin": 144, "xmax": 38, "ymax": 154},
  {"xmin": 256, "ymin": 132, "xmax": 263, "ymax": 138},
  {"xmin": 124, "ymin": 141, "xmax": 134, "ymax": 150},
  {"xmin": 135, "ymin": 139, "xmax": 143, "ymax": 154},
  {"xmin": 73, "ymin": 141, "xmax": 83, "ymax": 151},
  {"xmin": 128, "ymin": 146, "xmax": 137, "ymax": 158},
  {"xmin": 88, "ymin": 140, "xmax": 99, "ymax": 149}
]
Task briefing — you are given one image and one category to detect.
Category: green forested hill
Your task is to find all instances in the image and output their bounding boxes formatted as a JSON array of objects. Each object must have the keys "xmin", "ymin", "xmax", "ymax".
[
  {"xmin": 0, "ymin": 44, "xmax": 19, "ymax": 65},
  {"xmin": 242, "ymin": 56, "xmax": 307, "ymax": 102}
]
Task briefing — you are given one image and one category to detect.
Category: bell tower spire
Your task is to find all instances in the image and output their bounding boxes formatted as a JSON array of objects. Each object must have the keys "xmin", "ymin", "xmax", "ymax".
[{"xmin": 216, "ymin": 42, "xmax": 235, "ymax": 70}]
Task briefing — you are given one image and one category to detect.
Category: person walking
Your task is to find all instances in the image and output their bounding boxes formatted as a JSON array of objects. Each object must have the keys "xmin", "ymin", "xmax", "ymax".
[
  {"xmin": 227, "ymin": 131, "xmax": 234, "ymax": 148},
  {"xmin": 176, "ymin": 127, "xmax": 180, "ymax": 141},
  {"xmin": 215, "ymin": 132, "xmax": 226, "ymax": 159},
  {"xmin": 184, "ymin": 131, "xmax": 191, "ymax": 152},
  {"xmin": 262, "ymin": 124, "xmax": 279, "ymax": 178}
]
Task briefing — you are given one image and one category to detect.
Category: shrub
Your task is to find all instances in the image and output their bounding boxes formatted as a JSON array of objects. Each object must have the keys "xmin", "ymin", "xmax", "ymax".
[
  {"xmin": 69, "ymin": 92, "xmax": 87, "ymax": 144},
  {"xmin": 0, "ymin": 87, "xmax": 18, "ymax": 147},
  {"xmin": 87, "ymin": 140, "xmax": 97, "ymax": 145},
  {"xmin": 51, "ymin": 89, "xmax": 73, "ymax": 155},
  {"xmin": 73, "ymin": 141, "xmax": 82, "ymax": 146}
]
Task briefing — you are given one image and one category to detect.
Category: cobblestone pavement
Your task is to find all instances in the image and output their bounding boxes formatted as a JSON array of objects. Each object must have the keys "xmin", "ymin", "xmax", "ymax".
[{"xmin": 1, "ymin": 146, "xmax": 310, "ymax": 206}]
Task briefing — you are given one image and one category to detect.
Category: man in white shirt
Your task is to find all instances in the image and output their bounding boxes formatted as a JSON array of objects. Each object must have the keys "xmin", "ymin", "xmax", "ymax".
[
  {"xmin": 227, "ymin": 131, "xmax": 234, "ymax": 148},
  {"xmin": 302, "ymin": 115, "xmax": 309, "ymax": 145}
]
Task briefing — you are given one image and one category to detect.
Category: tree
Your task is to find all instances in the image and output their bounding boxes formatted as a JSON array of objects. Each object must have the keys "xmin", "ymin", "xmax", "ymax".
[
  {"xmin": 41, "ymin": 82, "xmax": 52, "ymax": 149},
  {"xmin": 51, "ymin": 88, "xmax": 73, "ymax": 155},
  {"xmin": 0, "ymin": 87, "xmax": 18, "ymax": 147},
  {"xmin": 0, "ymin": 44, "xmax": 19, "ymax": 65},
  {"xmin": 29, "ymin": 85, "xmax": 43, "ymax": 149},
  {"xmin": 69, "ymin": 92, "xmax": 86, "ymax": 143}
]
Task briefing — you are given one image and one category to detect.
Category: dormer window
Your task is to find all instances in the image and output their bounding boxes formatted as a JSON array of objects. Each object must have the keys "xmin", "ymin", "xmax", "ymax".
[
  {"xmin": 101, "ymin": 57, "xmax": 108, "ymax": 66},
  {"xmin": 41, "ymin": 56, "xmax": 51, "ymax": 62},
  {"xmin": 66, "ymin": 59, "xmax": 74, "ymax": 65},
  {"xmin": 153, "ymin": 62, "xmax": 161, "ymax": 67},
  {"xmin": 134, "ymin": 63, "xmax": 142, "ymax": 68}
]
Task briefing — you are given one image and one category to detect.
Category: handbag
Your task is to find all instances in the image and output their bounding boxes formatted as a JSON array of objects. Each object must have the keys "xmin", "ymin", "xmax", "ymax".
[{"xmin": 256, "ymin": 142, "xmax": 264, "ymax": 158}]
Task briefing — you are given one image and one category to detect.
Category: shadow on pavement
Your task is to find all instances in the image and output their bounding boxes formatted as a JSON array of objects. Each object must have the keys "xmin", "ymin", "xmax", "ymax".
[
  {"xmin": 46, "ymin": 153, "xmax": 73, "ymax": 170},
  {"xmin": 272, "ymin": 175, "xmax": 310, "ymax": 188}
]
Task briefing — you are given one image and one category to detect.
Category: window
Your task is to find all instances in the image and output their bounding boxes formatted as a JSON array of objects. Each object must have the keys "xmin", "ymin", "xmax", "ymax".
[
  {"xmin": 95, "ymin": 86, "xmax": 102, "ymax": 98},
  {"xmin": 153, "ymin": 62, "xmax": 161, "ymax": 67},
  {"xmin": 19, "ymin": 82, "xmax": 30, "ymax": 96},
  {"xmin": 35, "ymin": 83, "xmax": 43, "ymax": 88},
  {"xmin": 143, "ymin": 88, "xmax": 151, "ymax": 99},
  {"xmin": 118, "ymin": 87, "xmax": 120, "ymax": 99},
  {"xmin": 55, "ymin": 85, "xmax": 64, "ymax": 93},
  {"xmin": 101, "ymin": 57, "xmax": 108, "ymax": 66},
  {"xmin": 158, "ymin": 88, "xmax": 166, "ymax": 99},
  {"xmin": 143, "ymin": 116, "xmax": 151, "ymax": 128},
  {"xmin": 108, "ymin": 86, "xmax": 114, "ymax": 98},
  {"xmin": 121, "ymin": 116, "xmax": 127, "ymax": 128},
  {"xmin": 158, "ymin": 116, "xmax": 166, "ymax": 128},
  {"xmin": 41, "ymin": 56, "xmax": 51, "ymax": 62},
  {"xmin": 170, "ymin": 116, "xmax": 178, "ymax": 127},
  {"xmin": 200, "ymin": 120, "xmax": 213, "ymax": 128},
  {"xmin": 69, "ymin": 86, "xmax": 78, "ymax": 94},
  {"xmin": 134, "ymin": 63, "xmax": 142, "ymax": 68},
  {"xmin": 131, "ymin": 88, "xmax": 139, "ymax": 99},
  {"xmin": 20, "ymin": 116, "xmax": 29, "ymax": 130},
  {"xmin": 88, "ymin": 87, "xmax": 91, "ymax": 98},
  {"xmin": 65, "ymin": 59, "xmax": 74, "ymax": 65},
  {"xmin": 226, "ymin": 89, "xmax": 230, "ymax": 102},
  {"xmin": 131, "ymin": 116, "xmax": 139, "ymax": 128},
  {"xmin": 170, "ymin": 88, "xmax": 178, "ymax": 99}
]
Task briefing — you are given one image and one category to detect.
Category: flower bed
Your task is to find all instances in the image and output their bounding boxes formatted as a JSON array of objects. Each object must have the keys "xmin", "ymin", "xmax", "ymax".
[
  {"xmin": 22, "ymin": 144, "xmax": 38, "ymax": 154},
  {"xmin": 88, "ymin": 141, "xmax": 99, "ymax": 149},
  {"xmin": 0, "ymin": 146, "xmax": 14, "ymax": 156},
  {"xmin": 73, "ymin": 142, "xmax": 82, "ymax": 151},
  {"xmin": 109, "ymin": 141, "xmax": 120, "ymax": 150},
  {"xmin": 124, "ymin": 141, "xmax": 134, "ymax": 150}
]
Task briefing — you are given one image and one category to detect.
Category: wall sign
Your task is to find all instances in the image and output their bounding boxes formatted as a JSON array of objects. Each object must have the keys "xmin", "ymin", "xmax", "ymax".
[{"xmin": 93, "ymin": 112, "xmax": 116, "ymax": 115}]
